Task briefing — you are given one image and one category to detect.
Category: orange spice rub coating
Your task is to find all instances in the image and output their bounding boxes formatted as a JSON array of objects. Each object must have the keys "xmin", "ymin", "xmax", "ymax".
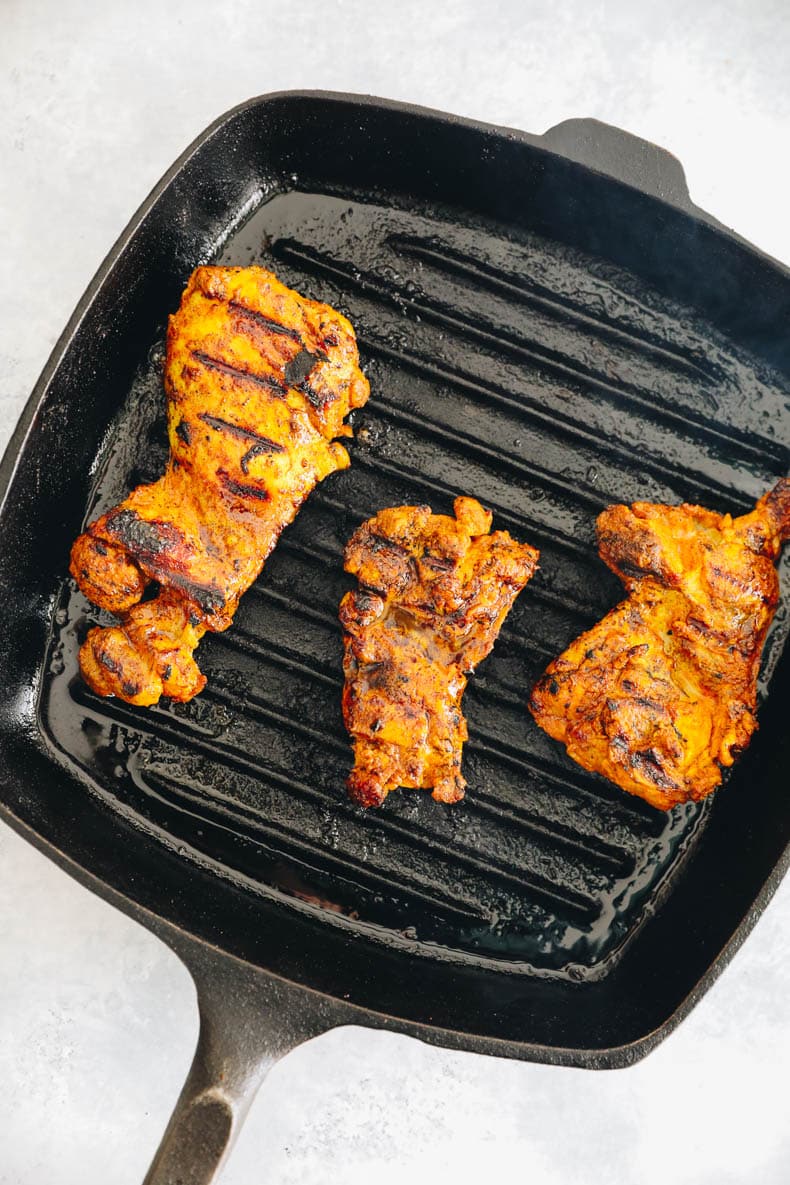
[
  {"xmin": 71, "ymin": 266, "xmax": 369, "ymax": 705},
  {"xmin": 340, "ymin": 497, "xmax": 539, "ymax": 807},
  {"xmin": 529, "ymin": 480, "xmax": 790, "ymax": 810}
]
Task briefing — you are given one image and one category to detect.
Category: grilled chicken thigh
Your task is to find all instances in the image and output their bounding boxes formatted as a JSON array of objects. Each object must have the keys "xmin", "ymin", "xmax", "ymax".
[
  {"xmin": 340, "ymin": 497, "xmax": 539, "ymax": 807},
  {"xmin": 71, "ymin": 266, "xmax": 369, "ymax": 705},
  {"xmin": 529, "ymin": 480, "xmax": 790, "ymax": 809}
]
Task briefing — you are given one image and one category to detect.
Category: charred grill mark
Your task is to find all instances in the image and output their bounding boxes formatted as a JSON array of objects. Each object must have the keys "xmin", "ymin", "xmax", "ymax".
[
  {"xmin": 626, "ymin": 643, "xmax": 650, "ymax": 658},
  {"xmin": 164, "ymin": 574, "xmax": 225, "ymax": 616},
  {"xmin": 601, "ymin": 540, "xmax": 672, "ymax": 585},
  {"xmin": 192, "ymin": 343, "xmax": 334, "ymax": 416},
  {"xmin": 228, "ymin": 300, "xmax": 304, "ymax": 343},
  {"xmin": 217, "ymin": 469, "xmax": 272, "ymax": 502},
  {"xmin": 191, "ymin": 350, "xmax": 287, "ymax": 395},
  {"xmin": 629, "ymin": 749, "xmax": 677, "ymax": 789},
  {"xmin": 198, "ymin": 416, "xmax": 284, "ymax": 449},
  {"xmin": 105, "ymin": 509, "xmax": 185, "ymax": 561},
  {"xmin": 363, "ymin": 531, "xmax": 415, "ymax": 559},
  {"xmin": 97, "ymin": 650, "xmax": 122, "ymax": 675},
  {"xmin": 420, "ymin": 552, "xmax": 456, "ymax": 573},
  {"xmin": 197, "ymin": 413, "xmax": 286, "ymax": 474},
  {"xmin": 686, "ymin": 615, "xmax": 750, "ymax": 651},
  {"xmin": 633, "ymin": 695, "xmax": 664, "ymax": 712},
  {"xmin": 607, "ymin": 557, "xmax": 640, "ymax": 581},
  {"xmin": 284, "ymin": 348, "xmax": 319, "ymax": 387},
  {"xmin": 175, "ymin": 419, "xmax": 192, "ymax": 445},
  {"xmin": 708, "ymin": 561, "xmax": 763, "ymax": 600},
  {"xmin": 764, "ymin": 479, "xmax": 790, "ymax": 532},
  {"xmin": 104, "ymin": 512, "xmax": 225, "ymax": 615},
  {"xmin": 299, "ymin": 379, "xmax": 333, "ymax": 410},
  {"xmin": 241, "ymin": 443, "xmax": 280, "ymax": 475},
  {"xmin": 686, "ymin": 616, "xmax": 713, "ymax": 636}
]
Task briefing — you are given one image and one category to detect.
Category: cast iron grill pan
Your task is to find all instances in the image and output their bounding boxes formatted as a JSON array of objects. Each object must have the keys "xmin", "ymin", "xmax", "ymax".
[{"xmin": 2, "ymin": 99, "xmax": 790, "ymax": 1182}]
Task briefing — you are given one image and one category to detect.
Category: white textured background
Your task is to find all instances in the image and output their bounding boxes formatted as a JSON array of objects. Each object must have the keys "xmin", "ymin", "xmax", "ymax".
[{"xmin": 2, "ymin": 1, "xmax": 790, "ymax": 1182}]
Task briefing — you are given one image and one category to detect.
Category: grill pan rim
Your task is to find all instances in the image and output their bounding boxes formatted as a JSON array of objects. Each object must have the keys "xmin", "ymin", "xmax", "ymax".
[{"xmin": 1, "ymin": 90, "xmax": 789, "ymax": 1064}]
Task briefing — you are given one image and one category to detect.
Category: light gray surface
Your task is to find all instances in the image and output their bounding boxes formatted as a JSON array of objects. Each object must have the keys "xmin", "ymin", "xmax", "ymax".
[{"xmin": 1, "ymin": 2, "xmax": 790, "ymax": 1181}]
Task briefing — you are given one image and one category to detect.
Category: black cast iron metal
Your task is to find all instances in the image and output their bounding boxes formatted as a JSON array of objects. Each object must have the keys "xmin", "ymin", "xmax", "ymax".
[{"xmin": 1, "ymin": 93, "xmax": 789, "ymax": 1183}]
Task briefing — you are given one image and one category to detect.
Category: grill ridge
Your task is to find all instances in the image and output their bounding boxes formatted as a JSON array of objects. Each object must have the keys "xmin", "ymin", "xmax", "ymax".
[
  {"xmin": 204, "ymin": 680, "xmax": 602, "ymax": 889},
  {"xmin": 360, "ymin": 336, "xmax": 758, "ymax": 510},
  {"xmin": 68, "ymin": 617, "xmax": 639, "ymax": 929},
  {"xmin": 365, "ymin": 389, "xmax": 610, "ymax": 512},
  {"xmin": 389, "ymin": 234, "xmax": 726, "ymax": 387},
  {"xmin": 205, "ymin": 633, "xmax": 637, "ymax": 872},
  {"xmin": 71, "ymin": 686, "xmax": 501, "ymax": 920},
  {"xmin": 143, "ymin": 767, "xmax": 488, "ymax": 923},
  {"xmin": 273, "ymin": 238, "xmax": 786, "ymax": 482},
  {"xmin": 98, "ymin": 666, "xmax": 606, "ymax": 926}
]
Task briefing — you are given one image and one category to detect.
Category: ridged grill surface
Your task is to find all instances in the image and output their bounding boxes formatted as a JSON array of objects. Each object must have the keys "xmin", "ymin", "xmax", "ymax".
[{"xmin": 40, "ymin": 188, "xmax": 790, "ymax": 977}]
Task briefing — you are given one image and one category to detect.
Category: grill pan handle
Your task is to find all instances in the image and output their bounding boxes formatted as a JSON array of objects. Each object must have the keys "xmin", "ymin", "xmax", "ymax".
[
  {"xmin": 539, "ymin": 118, "xmax": 695, "ymax": 212},
  {"xmin": 142, "ymin": 932, "xmax": 339, "ymax": 1185}
]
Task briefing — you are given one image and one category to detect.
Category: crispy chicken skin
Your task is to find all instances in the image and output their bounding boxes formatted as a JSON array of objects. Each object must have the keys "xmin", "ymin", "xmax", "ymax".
[
  {"xmin": 529, "ymin": 480, "xmax": 790, "ymax": 810},
  {"xmin": 340, "ymin": 497, "xmax": 539, "ymax": 807},
  {"xmin": 71, "ymin": 266, "xmax": 370, "ymax": 705}
]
